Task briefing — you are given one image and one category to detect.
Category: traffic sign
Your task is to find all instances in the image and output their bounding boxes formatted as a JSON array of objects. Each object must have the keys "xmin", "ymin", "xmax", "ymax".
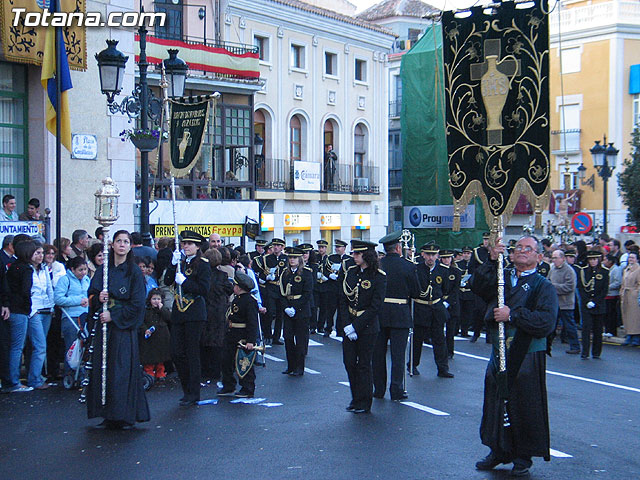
[{"xmin": 571, "ymin": 212, "xmax": 593, "ymax": 235}]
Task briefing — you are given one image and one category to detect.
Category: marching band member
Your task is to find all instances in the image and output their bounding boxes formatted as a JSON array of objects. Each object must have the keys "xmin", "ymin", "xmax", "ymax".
[
  {"xmin": 262, "ymin": 238, "xmax": 287, "ymax": 345},
  {"xmin": 340, "ymin": 240, "xmax": 386, "ymax": 414}
]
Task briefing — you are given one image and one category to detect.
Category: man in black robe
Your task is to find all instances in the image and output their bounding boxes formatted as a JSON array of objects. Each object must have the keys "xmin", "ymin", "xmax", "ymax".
[{"xmin": 471, "ymin": 235, "xmax": 557, "ymax": 477}]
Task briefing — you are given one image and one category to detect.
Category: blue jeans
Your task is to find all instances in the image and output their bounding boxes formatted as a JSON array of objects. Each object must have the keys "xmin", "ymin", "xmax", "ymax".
[
  {"xmin": 8, "ymin": 313, "xmax": 49, "ymax": 388},
  {"xmin": 558, "ymin": 309, "xmax": 580, "ymax": 351}
]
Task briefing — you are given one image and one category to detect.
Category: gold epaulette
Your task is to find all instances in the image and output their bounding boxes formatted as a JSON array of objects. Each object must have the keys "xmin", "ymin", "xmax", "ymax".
[
  {"xmin": 378, "ymin": 269, "xmax": 386, "ymax": 275},
  {"xmin": 201, "ymin": 257, "xmax": 209, "ymax": 263},
  {"xmin": 304, "ymin": 266, "xmax": 312, "ymax": 271},
  {"xmin": 441, "ymin": 263, "xmax": 450, "ymax": 269},
  {"xmin": 602, "ymin": 265, "xmax": 610, "ymax": 271}
]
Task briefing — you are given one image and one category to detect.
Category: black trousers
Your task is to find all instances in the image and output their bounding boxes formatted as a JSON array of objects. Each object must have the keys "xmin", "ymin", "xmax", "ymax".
[
  {"xmin": 472, "ymin": 295, "xmax": 487, "ymax": 337},
  {"xmin": 343, "ymin": 332, "xmax": 376, "ymax": 411},
  {"xmin": 581, "ymin": 311, "xmax": 604, "ymax": 357},
  {"xmin": 284, "ymin": 316, "xmax": 309, "ymax": 374},
  {"xmin": 459, "ymin": 297, "xmax": 475, "ymax": 335},
  {"xmin": 320, "ymin": 288, "xmax": 338, "ymax": 333},
  {"xmin": 446, "ymin": 308, "xmax": 459, "ymax": 356},
  {"xmin": 413, "ymin": 305, "xmax": 449, "ymax": 374},
  {"xmin": 372, "ymin": 327, "xmax": 409, "ymax": 398},
  {"xmin": 171, "ymin": 321, "xmax": 205, "ymax": 401},
  {"xmin": 200, "ymin": 345, "xmax": 222, "ymax": 381},
  {"xmin": 605, "ymin": 297, "xmax": 620, "ymax": 336},
  {"xmin": 265, "ymin": 286, "xmax": 284, "ymax": 340},
  {"xmin": 221, "ymin": 332, "xmax": 255, "ymax": 394}
]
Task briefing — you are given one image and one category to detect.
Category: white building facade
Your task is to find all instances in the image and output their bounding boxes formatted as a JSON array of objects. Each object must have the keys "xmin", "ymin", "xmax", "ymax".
[{"xmin": 227, "ymin": 0, "xmax": 395, "ymax": 245}]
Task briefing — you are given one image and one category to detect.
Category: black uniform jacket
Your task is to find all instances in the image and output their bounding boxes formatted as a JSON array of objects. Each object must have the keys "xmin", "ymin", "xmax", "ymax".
[
  {"xmin": 537, "ymin": 261, "xmax": 551, "ymax": 278},
  {"xmin": 468, "ymin": 245, "xmax": 489, "ymax": 273},
  {"xmin": 263, "ymin": 252, "xmax": 288, "ymax": 288},
  {"xmin": 379, "ymin": 253, "xmax": 419, "ymax": 328},
  {"xmin": 415, "ymin": 261, "xmax": 451, "ymax": 318},
  {"xmin": 165, "ymin": 254, "xmax": 211, "ymax": 322},
  {"xmin": 577, "ymin": 265, "xmax": 609, "ymax": 315},
  {"xmin": 443, "ymin": 263, "xmax": 462, "ymax": 317},
  {"xmin": 339, "ymin": 265, "xmax": 386, "ymax": 336},
  {"xmin": 279, "ymin": 266, "xmax": 313, "ymax": 318},
  {"xmin": 226, "ymin": 292, "xmax": 259, "ymax": 344}
]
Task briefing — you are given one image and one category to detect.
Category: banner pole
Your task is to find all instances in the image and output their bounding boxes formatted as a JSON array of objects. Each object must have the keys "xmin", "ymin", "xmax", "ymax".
[{"xmin": 171, "ymin": 175, "xmax": 183, "ymax": 305}]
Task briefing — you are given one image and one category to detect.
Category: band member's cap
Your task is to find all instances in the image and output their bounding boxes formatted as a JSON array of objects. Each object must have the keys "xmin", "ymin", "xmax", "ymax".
[
  {"xmin": 462, "ymin": 246, "xmax": 472, "ymax": 253},
  {"xmin": 439, "ymin": 249, "xmax": 454, "ymax": 258},
  {"xmin": 564, "ymin": 249, "xmax": 577, "ymax": 257},
  {"xmin": 180, "ymin": 230, "xmax": 206, "ymax": 244},
  {"xmin": 298, "ymin": 243, "xmax": 314, "ymax": 252},
  {"xmin": 233, "ymin": 272, "xmax": 255, "ymax": 292},
  {"xmin": 335, "ymin": 239, "xmax": 348, "ymax": 248},
  {"xmin": 420, "ymin": 242, "xmax": 440, "ymax": 254},
  {"xmin": 586, "ymin": 250, "xmax": 603, "ymax": 259},
  {"xmin": 316, "ymin": 239, "xmax": 329, "ymax": 247},
  {"xmin": 271, "ymin": 238, "xmax": 285, "ymax": 246},
  {"xmin": 482, "ymin": 232, "xmax": 491, "ymax": 239},
  {"xmin": 350, "ymin": 240, "xmax": 376, "ymax": 252},
  {"xmin": 284, "ymin": 246, "xmax": 304, "ymax": 257},
  {"xmin": 453, "ymin": 249, "xmax": 462, "ymax": 256},
  {"xmin": 255, "ymin": 238, "xmax": 267, "ymax": 247},
  {"xmin": 264, "ymin": 242, "xmax": 273, "ymax": 249},
  {"xmin": 378, "ymin": 230, "xmax": 402, "ymax": 246}
]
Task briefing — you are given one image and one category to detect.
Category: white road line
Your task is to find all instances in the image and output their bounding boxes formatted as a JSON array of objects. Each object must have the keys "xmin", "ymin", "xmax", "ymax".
[
  {"xmin": 263, "ymin": 353, "xmax": 285, "ymax": 362},
  {"xmin": 549, "ymin": 448, "xmax": 573, "ymax": 458},
  {"xmin": 448, "ymin": 348, "xmax": 640, "ymax": 394},
  {"xmin": 338, "ymin": 381, "xmax": 350, "ymax": 387},
  {"xmin": 304, "ymin": 367, "xmax": 320, "ymax": 375},
  {"xmin": 308, "ymin": 339, "xmax": 323, "ymax": 346},
  {"xmin": 401, "ymin": 401, "xmax": 450, "ymax": 416}
]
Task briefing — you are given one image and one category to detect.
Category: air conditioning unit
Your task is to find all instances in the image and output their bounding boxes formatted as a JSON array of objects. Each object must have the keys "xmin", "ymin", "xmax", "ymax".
[{"xmin": 354, "ymin": 177, "xmax": 369, "ymax": 190}]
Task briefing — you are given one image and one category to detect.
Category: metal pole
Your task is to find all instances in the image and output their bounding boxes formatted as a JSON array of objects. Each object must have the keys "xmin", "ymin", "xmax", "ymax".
[
  {"xmin": 170, "ymin": 176, "xmax": 183, "ymax": 304},
  {"xmin": 101, "ymin": 225, "xmax": 110, "ymax": 406},
  {"xmin": 54, "ymin": 24, "xmax": 62, "ymax": 249},
  {"xmin": 603, "ymin": 162, "xmax": 608, "ymax": 236},
  {"xmin": 139, "ymin": 22, "xmax": 151, "ymax": 247}
]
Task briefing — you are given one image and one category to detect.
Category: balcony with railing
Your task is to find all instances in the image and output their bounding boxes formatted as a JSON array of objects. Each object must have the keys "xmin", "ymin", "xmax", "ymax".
[
  {"xmin": 389, "ymin": 100, "xmax": 402, "ymax": 118},
  {"xmin": 389, "ymin": 168, "xmax": 403, "ymax": 188},
  {"xmin": 256, "ymin": 158, "xmax": 380, "ymax": 194},
  {"xmin": 551, "ymin": 129, "xmax": 581, "ymax": 155},
  {"xmin": 549, "ymin": 1, "xmax": 640, "ymax": 36}
]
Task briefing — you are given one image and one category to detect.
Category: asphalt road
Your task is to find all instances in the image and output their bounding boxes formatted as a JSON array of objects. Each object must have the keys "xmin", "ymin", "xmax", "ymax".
[{"xmin": 1, "ymin": 335, "xmax": 639, "ymax": 480}]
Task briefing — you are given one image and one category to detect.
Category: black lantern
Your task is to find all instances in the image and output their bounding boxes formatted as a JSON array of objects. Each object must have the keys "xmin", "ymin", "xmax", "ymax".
[
  {"xmin": 577, "ymin": 163, "xmax": 586, "ymax": 180},
  {"xmin": 95, "ymin": 40, "xmax": 128, "ymax": 104},
  {"xmin": 589, "ymin": 136, "xmax": 619, "ymax": 236},
  {"xmin": 163, "ymin": 49, "xmax": 189, "ymax": 98}
]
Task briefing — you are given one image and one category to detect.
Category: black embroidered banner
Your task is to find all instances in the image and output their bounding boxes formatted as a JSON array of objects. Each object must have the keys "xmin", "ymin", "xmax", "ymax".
[
  {"xmin": 442, "ymin": 0, "xmax": 550, "ymax": 232},
  {"xmin": 169, "ymin": 99, "xmax": 209, "ymax": 178}
]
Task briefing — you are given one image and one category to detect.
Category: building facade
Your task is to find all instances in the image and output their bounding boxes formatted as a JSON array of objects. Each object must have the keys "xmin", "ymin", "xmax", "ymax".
[{"xmin": 227, "ymin": 0, "xmax": 395, "ymax": 245}]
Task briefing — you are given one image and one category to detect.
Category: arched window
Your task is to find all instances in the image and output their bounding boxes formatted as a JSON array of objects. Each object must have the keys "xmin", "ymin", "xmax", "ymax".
[
  {"xmin": 354, "ymin": 123, "xmax": 367, "ymax": 178},
  {"xmin": 290, "ymin": 115, "xmax": 302, "ymax": 160}
]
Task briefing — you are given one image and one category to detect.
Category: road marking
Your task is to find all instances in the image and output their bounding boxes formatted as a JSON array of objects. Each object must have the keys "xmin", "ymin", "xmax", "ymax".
[
  {"xmin": 339, "ymin": 381, "xmax": 350, "ymax": 387},
  {"xmin": 401, "ymin": 401, "xmax": 450, "ymax": 416},
  {"xmin": 308, "ymin": 339, "xmax": 323, "ymax": 346},
  {"xmin": 444, "ymin": 347, "xmax": 640, "ymax": 394},
  {"xmin": 549, "ymin": 448, "xmax": 573, "ymax": 458},
  {"xmin": 263, "ymin": 354, "xmax": 285, "ymax": 362},
  {"xmin": 304, "ymin": 367, "xmax": 320, "ymax": 375},
  {"xmin": 330, "ymin": 333, "xmax": 343, "ymax": 342}
]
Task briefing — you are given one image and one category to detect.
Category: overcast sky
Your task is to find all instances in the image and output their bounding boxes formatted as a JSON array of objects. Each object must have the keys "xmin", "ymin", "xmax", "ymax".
[{"xmin": 351, "ymin": 0, "xmax": 484, "ymax": 13}]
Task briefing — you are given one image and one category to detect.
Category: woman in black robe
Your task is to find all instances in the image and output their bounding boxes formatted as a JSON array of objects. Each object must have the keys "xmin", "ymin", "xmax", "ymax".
[{"xmin": 87, "ymin": 230, "xmax": 150, "ymax": 429}]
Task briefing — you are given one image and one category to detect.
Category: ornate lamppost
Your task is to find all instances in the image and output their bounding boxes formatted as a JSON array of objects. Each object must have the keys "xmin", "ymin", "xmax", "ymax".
[{"xmin": 589, "ymin": 136, "xmax": 619, "ymax": 236}]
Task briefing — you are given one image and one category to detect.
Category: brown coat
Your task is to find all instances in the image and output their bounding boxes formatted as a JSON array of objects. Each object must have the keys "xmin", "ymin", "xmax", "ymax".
[{"xmin": 620, "ymin": 263, "xmax": 640, "ymax": 335}]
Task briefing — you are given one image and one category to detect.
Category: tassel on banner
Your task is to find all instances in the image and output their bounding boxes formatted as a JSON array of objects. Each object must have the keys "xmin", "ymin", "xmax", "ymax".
[{"xmin": 453, "ymin": 203, "xmax": 461, "ymax": 232}]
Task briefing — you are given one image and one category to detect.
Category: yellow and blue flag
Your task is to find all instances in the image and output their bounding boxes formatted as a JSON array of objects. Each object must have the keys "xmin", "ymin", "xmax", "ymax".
[{"xmin": 41, "ymin": 0, "xmax": 72, "ymax": 151}]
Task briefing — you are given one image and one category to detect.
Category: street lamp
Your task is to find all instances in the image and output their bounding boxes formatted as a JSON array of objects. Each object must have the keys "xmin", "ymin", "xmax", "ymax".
[
  {"xmin": 96, "ymin": 26, "xmax": 188, "ymax": 246},
  {"xmin": 589, "ymin": 136, "xmax": 619, "ymax": 235},
  {"xmin": 93, "ymin": 177, "xmax": 120, "ymax": 406}
]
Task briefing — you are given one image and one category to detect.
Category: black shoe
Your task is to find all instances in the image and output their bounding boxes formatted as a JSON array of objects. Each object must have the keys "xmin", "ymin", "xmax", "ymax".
[
  {"xmin": 373, "ymin": 392, "xmax": 385, "ymax": 399},
  {"xmin": 448, "ymin": 353, "xmax": 454, "ymax": 359},
  {"xmin": 438, "ymin": 371, "xmax": 454, "ymax": 378},
  {"xmin": 310, "ymin": 329, "xmax": 317, "ymax": 334},
  {"xmin": 391, "ymin": 392, "xmax": 408, "ymax": 401},
  {"xmin": 282, "ymin": 369, "xmax": 293, "ymax": 374},
  {"xmin": 566, "ymin": 349, "xmax": 580, "ymax": 354},
  {"xmin": 592, "ymin": 355, "xmax": 601, "ymax": 359},
  {"xmin": 581, "ymin": 354, "xmax": 588, "ymax": 359},
  {"xmin": 323, "ymin": 332, "xmax": 330, "ymax": 337},
  {"xmin": 475, "ymin": 452, "xmax": 505, "ymax": 471},
  {"xmin": 234, "ymin": 390, "xmax": 253, "ymax": 398},
  {"xmin": 470, "ymin": 335, "xmax": 479, "ymax": 343},
  {"xmin": 289, "ymin": 371, "xmax": 303, "ymax": 377},
  {"xmin": 511, "ymin": 458, "xmax": 532, "ymax": 477},
  {"xmin": 351, "ymin": 408, "xmax": 370, "ymax": 414},
  {"xmin": 460, "ymin": 332, "xmax": 470, "ymax": 338},
  {"xmin": 272, "ymin": 340, "xmax": 284, "ymax": 345},
  {"xmin": 345, "ymin": 404, "xmax": 355, "ymax": 411},
  {"xmin": 179, "ymin": 399, "xmax": 197, "ymax": 406},
  {"xmin": 216, "ymin": 388, "xmax": 235, "ymax": 396}
]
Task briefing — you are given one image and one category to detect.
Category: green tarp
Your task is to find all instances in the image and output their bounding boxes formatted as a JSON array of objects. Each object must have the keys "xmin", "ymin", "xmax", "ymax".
[{"xmin": 401, "ymin": 23, "xmax": 488, "ymax": 249}]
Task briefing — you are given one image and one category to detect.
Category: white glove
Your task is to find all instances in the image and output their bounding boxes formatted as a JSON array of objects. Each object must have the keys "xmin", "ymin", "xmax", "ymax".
[
  {"xmin": 332, "ymin": 263, "xmax": 341, "ymax": 272},
  {"xmin": 171, "ymin": 249, "xmax": 182, "ymax": 265},
  {"xmin": 329, "ymin": 273, "xmax": 338, "ymax": 281},
  {"xmin": 175, "ymin": 272, "xmax": 186, "ymax": 285},
  {"xmin": 587, "ymin": 301, "xmax": 596, "ymax": 309},
  {"xmin": 343, "ymin": 324, "xmax": 355, "ymax": 336},
  {"xmin": 347, "ymin": 332, "xmax": 358, "ymax": 341},
  {"xmin": 266, "ymin": 273, "xmax": 275, "ymax": 281},
  {"xmin": 443, "ymin": 301, "xmax": 450, "ymax": 309},
  {"xmin": 321, "ymin": 275, "xmax": 328, "ymax": 281},
  {"xmin": 269, "ymin": 267, "xmax": 277, "ymax": 274},
  {"xmin": 258, "ymin": 278, "xmax": 266, "ymax": 285},
  {"xmin": 285, "ymin": 307, "xmax": 296, "ymax": 317},
  {"xmin": 317, "ymin": 272, "xmax": 322, "ymax": 280}
]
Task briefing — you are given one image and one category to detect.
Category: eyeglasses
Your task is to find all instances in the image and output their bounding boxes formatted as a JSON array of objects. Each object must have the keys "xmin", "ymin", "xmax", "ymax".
[{"xmin": 514, "ymin": 245, "xmax": 536, "ymax": 253}]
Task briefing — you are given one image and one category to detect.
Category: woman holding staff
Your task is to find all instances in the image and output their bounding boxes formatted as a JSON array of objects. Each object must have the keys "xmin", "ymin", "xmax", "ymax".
[{"xmin": 87, "ymin": 230, "xmax": 149, "ymax": 429}]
